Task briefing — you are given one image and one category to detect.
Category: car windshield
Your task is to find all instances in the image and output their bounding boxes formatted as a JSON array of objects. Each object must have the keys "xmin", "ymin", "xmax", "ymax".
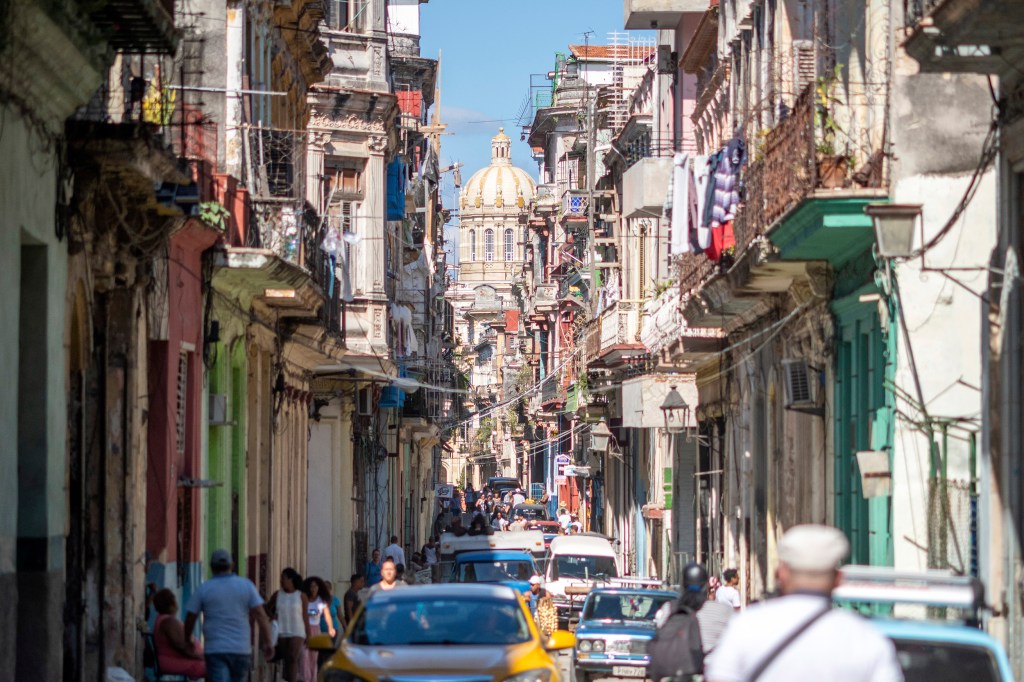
[
  {"xmin": 350, "ymin": 596, "xmax": 532, "ymax": 646},
  {"xmin": 554, "ymin": 555, "xmax": 618, "ymax": 580},
  {"xmin": 457, "ymin": 559, "xmax": 537, "ymax": 583},
  {"xmin": 583, "ymin": 593, "xmax": 675, "ymax": 622},
  {"xmin": 893, "ymin": 639, "xmax": 1002, "ymax": 682}
]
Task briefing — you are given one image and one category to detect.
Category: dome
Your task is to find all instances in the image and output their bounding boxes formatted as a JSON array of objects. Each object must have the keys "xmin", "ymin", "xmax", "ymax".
[{"xmin": 460, "ymin": 128, "xmax": 536, "ymax": 213}]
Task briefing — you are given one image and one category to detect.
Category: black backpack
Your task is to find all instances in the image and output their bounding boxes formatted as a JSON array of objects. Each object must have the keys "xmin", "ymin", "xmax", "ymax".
[{"xmin": 647, "ymin": 604, "xmax": 704, "ymax": 682}]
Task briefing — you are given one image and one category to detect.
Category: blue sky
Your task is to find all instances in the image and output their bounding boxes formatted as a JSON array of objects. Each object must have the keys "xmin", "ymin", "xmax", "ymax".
[{"xmin": 420, "ymin": 0, "xmax": 632, "ymax": 223}]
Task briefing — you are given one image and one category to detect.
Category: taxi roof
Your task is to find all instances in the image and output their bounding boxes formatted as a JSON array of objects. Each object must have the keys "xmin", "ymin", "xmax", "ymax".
[
  {"xmin": 366, "ymin": 583, "xmax": 519, "ymax": 603},
  {"xmin": 457, "ymin": 549, "xmax": 536, "ymax": 562},
  {"xmin": 584, "ymin": 587, "xmax": 678, "ymax": 599}
]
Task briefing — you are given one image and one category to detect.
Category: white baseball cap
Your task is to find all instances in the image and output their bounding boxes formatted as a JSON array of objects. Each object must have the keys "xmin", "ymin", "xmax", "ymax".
[
  {"xmin": 529, "ymin": 575, "xmax": 543, "ymax": 585},
  {"xmin": 777, "ymin": 524, "xmax": 850, "ymax": 572}
]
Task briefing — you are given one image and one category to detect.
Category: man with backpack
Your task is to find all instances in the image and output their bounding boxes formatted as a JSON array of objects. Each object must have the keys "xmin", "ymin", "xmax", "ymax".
[{"xmin": 648, "ymin": 562, "xmax": 730, "ymax": 681}]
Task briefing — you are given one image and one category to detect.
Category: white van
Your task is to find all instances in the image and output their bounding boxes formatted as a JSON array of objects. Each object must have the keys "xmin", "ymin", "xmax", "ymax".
[{"xmin": 544, "ymin": 534, "xmax": 620, "ymax": 625}]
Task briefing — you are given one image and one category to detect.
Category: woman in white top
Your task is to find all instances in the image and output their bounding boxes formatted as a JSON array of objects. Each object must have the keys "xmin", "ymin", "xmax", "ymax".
[
  {"xmin": 268, "ymin": 568, "xmax": 309, "ymax": 682},
  {"xmin": 303, "ymin": 577, "xmax": 336, "ymax": 681}
]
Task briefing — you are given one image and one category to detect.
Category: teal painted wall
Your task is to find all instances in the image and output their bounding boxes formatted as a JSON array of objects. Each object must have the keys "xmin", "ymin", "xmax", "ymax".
[{"xmin": 832, "ymin": 284, "xmax": 895, "ymax": 567}]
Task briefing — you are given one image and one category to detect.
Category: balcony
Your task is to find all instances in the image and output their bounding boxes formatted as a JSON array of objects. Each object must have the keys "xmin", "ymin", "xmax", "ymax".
[
  {"xmin": 904, "ymin": 0, "xmax": 1023, "ymax": 73},
  {"xmin": 733, "ymin": 82, "xmax": 885, "ymax": 260},
  {"xmin": 624, "ymin": 0, "xmax": 706, "ymax": 29},
  {"xmin": 596, "ymin": 305, "xmax": 645, "ymax": 366},
  {"xmin": 562, "ymin": 189, "xmax": 589, "ymax": 220},
  {"xmin": 622, "ymin": 156, "xmax": 673, "ymax": 219},
  {"xmin": 89, "ymin": 0, "xmax": 177, "ymax": 53}
]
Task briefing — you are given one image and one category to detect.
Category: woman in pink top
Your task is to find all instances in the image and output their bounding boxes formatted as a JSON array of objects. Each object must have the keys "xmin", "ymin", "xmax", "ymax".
[{"xmin": 152, "ymin": 589, "xmax": 207, "ymax": 679}]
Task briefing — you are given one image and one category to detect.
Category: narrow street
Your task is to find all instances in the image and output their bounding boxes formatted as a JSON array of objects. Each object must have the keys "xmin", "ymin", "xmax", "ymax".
[{"xmin": 3, "ymin": 0, "xmax": 1024, "ymax": 680}]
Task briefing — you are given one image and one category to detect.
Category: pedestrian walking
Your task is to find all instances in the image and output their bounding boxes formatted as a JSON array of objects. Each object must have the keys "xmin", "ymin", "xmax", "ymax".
[
  {"xmin": 343, "ymin": 574, "xmax": 365, "ymax": 624},
  {"xmin": 705, "ymin": 525, "xmax": 903, "ymax": 682},
  {"xmin": 653, "ymin": 563, "xmax": 732, "ymax": 655},
  {"xmin": 422, "ymin": 537, "xmax": 439, "ymax": 565},
  {"xmin": 716, "ymin": 568, "xmax": 742, "ymax": 611},
  {"xmin": 303, "ymin": 576, "xmax": 336, "ymax": 681},
  {"xmin": 368, "ymin": 558, "xmax": 407, "ymax": 595},
  {"xmin": 384, "ymin": 535, "xmax": 406, "ymax": 566},
  {"xmin": 182, "ymin": 549, "xmax": 273, "ymax": 682},
  {"xmin": 557, "ymin": 508, "xmax": 571, "ymax": 531},
  {"xmin": 322, "ymin": 579, "xmax": 344, "ymax": 635},
  {"xmin": 267, "ymin": 567, "xmax": 309, "ymax": 682},
  {"xmin": 365, "ymin": 548, "xmax": 383, "ymax": 587},
  {"xmin": 491, "ymin": 511, "xmax": 508, "ymax": 531}
]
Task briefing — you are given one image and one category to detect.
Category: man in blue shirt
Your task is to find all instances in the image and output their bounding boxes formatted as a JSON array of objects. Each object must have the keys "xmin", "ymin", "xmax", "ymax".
[{"xmin": 184, "ymin": 549, "xmax": 274, "ymax": 682}]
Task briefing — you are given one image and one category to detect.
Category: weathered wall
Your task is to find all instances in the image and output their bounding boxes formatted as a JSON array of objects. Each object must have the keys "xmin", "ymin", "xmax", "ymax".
[
  {"xmin": 888, "ymin": 55, "xmax": 997, "ymax": 574},
  {"xmin": 0, "ymin": 102, "xmax": 68, "ymax": 682}
]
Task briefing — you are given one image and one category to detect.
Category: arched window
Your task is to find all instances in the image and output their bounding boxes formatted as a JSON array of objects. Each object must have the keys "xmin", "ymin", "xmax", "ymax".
[
  {"xmin": 504, "ymin": 228, "xmax": 514, "ymax": 261},
  {"xmin": 485, "ymin": 229, "xmax": 495, "ymax": 262},
  {"xmin": 469, "ymin": 230, "xmax": 476, "ymax": 261}
]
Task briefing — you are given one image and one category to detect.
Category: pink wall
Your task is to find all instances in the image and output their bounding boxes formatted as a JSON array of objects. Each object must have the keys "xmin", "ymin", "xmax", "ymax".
[
  {"xmin": 674, "ymin": 14, "xmax": 702, "ymax": 152},
  {"xmin": 146, "ymin": 220, "xmax": 220, "ymax": 564}
]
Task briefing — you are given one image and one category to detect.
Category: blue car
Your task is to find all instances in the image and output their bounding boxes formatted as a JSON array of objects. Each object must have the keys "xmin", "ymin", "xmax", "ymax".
[
  {"xmin": 451, "ymin": 549, "xmax": 539, "ymax": 595},
  {"xmin": 572, "ymin": 588, "xmax": 678, "ymax": 682},
  {"xmin": 873, "ymin": 618, "xmax": 1015, "ymax": 681},
  {"xmin": 835, "ymin": 566, "xmax": 1015, "ymax": 682}
]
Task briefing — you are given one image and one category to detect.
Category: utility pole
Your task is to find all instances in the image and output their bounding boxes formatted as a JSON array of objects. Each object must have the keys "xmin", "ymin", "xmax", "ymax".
[{"xmin": 586, "ymin": 74, "xmax": 598, "ymax": 318}]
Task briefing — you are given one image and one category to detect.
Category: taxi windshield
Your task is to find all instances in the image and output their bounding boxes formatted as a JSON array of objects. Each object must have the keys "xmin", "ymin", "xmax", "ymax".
[
  {"xmin": 554, "ymin": 555, "xmax": 618, "ymax": 580},
  {"xmin": 350, "ymin": 596, "xmax": 533, "ymax": 646},
  {"xmin": 583, "ymin": 593, "xmax": 675, "ymax": 622}
]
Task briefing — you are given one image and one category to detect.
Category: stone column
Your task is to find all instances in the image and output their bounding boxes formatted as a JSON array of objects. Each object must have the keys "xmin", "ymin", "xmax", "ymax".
[{"xmin": 335, "ymin": 398, "xmax": 355, "ymax": 584}]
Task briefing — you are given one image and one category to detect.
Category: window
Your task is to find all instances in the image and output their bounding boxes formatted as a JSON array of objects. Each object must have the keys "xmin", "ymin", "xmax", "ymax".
[
  {"xmin": 504, "ymin": 229, "xmax": 514, "ymax": 261},
  {"xmin": 325, "ymin": 0, "xmax": 350, "ymax": 30},
  {"xmin": 485, "ymin": 229, "xmax": 495, "ymax": 262},
  {"xmin": 522, "ymin": 228, "xmax": 529, "ymax": 260},
  {"xmin": 469, "ymin": 230, "xmax": 476, "ymax": 261}
]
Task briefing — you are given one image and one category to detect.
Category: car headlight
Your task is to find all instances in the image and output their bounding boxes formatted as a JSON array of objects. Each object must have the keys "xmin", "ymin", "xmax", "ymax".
[
  {"xmin": 503, "ymin": 669, "xmax": 552, "ymax": 682},
  {"xmin": 322, "ymin": 670, "xmax": 372, "ymax": 682},
  {"xmin": 591, "ymin": 640, "xmax": 605, "ymax": 653},
  {"xmin": 578, "ymin": 639, "xmax": 593, "ymax": 653}
]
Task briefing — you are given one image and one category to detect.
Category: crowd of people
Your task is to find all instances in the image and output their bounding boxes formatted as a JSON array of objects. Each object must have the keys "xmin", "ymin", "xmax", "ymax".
[
  {"xmin": 146, "ymin": 532, "xmax": 447, "ymax": 682},
  {"xmin": 432, "ymin": 484, "xmax": 585, "ymax": 537}
]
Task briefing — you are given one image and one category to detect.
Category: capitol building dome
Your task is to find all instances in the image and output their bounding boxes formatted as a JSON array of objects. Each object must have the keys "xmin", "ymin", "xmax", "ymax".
[{"xmin": 460, "ymin": 129, "xmax": 536, "ymax": 213}]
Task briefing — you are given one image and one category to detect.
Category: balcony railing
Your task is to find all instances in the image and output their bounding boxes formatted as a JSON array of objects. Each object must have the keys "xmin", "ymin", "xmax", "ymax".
[
  {"xmin": 905, "ymin": 0, "xmax": 945, "ymax": 25},
  {"xmin": 562, "ymin": 189, "xmax": 589, "ymax": 219},
  {"xmin": 733, "ymin": 82, "xmax": 885, "ymax": 257},
  {"xmin": 676, "ymin": 251, "xmax": 726, "ymax": 296}
]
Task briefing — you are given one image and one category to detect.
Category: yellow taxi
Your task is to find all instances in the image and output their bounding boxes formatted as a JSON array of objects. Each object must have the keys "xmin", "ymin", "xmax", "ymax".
[{"xmin": 309, "ymin": 583, "xmax": 575, "ymax": 682}]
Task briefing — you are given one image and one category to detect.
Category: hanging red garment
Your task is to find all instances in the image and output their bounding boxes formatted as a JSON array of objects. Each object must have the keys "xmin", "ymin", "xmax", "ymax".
[{"xmin": 705, "ymin": 219, "xmax": 736, "ymax": 262}]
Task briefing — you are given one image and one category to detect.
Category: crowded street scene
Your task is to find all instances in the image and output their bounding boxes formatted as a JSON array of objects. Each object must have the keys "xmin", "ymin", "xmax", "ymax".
[{"xmin": 3, "ymin": 0, "xmax": 1024, "ymax": 680}]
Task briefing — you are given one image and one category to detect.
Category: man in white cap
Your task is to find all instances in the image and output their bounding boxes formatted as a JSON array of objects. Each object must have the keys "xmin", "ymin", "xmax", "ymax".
[{"xmin": 705, "ymin": 525, "xmax": 903, "ymax": 682}]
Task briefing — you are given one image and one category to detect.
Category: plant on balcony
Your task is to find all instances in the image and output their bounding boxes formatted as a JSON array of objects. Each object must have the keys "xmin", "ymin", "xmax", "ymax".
[
  {"xmin": 814, "ymin": 65, "xmax": 851, "ymax": 189},
  {"xmin": 474, "ymin": 417, "xmax": 493, "ymax": 446},
  {"xmin": 651, "ymin": 278, "xmax": 676, "ymax": 299},
  {"xmin": 199, "ymin": 201, "xmax": 231, "ymax": 231}
]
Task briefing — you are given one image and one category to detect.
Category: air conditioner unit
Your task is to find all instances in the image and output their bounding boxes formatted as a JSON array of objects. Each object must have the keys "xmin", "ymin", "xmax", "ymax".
[
  {"xmin": 782, "ymin": 359, "xmax": 824, "ymax": 416},
  {"xmin": 357, "ymin": 387, "xmax": 372, "ymax": 416},
  {"xmin": 209, "ymin": 393, "xmax": 230, "ymax": 426}
]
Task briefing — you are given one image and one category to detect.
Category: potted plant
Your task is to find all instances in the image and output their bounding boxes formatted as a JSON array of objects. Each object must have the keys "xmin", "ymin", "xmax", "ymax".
[{"xmin": 814, "ymin": 66, "xmax": 850, "ymax": 189}]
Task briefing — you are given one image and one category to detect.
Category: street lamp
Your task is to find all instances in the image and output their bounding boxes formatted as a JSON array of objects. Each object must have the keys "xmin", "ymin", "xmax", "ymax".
[
  {"xmin": 590, "ymin": 418, "xmax": 613, "ymax": 453},
  {"xmin": 660, "ymin": 385, "xmax": 691, "ymax": 435},
  {"xmin": 865, "ymin": 203, "xmax": 921, "ymax": 258}
]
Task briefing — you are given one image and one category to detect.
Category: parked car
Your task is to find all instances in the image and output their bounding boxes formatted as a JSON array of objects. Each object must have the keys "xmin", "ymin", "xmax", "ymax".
[
  {"xmin": 487, "ymin": 476, "xmax": 521, "ymax": 497},
  {"xmin": 572, "ymin": 587, "xmax": 678, "ymax": 682},
  {"xmin": 834, "ymin": 566, "xmax": 1014, "ymax": 682},
  {"xmin": 513, "ymin": 503, "xmax": 550, "ymax": 521}
]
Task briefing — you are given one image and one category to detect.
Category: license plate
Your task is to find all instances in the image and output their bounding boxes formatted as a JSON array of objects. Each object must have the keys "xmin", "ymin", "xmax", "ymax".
[{"xmin": 613, "ymin": 666, "xmax": 646, "ymax": 678}]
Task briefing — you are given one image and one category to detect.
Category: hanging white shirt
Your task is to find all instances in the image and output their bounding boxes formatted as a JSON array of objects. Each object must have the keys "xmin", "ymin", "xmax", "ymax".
[{"xmin": 704, "ymin": 594, "xmax": 903, "ymax": 682}]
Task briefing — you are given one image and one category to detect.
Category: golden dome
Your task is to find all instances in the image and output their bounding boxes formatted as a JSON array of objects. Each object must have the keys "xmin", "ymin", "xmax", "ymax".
[{"xmin": 460, "ymin": 128, "xmax": 536, "ymax": 214}]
